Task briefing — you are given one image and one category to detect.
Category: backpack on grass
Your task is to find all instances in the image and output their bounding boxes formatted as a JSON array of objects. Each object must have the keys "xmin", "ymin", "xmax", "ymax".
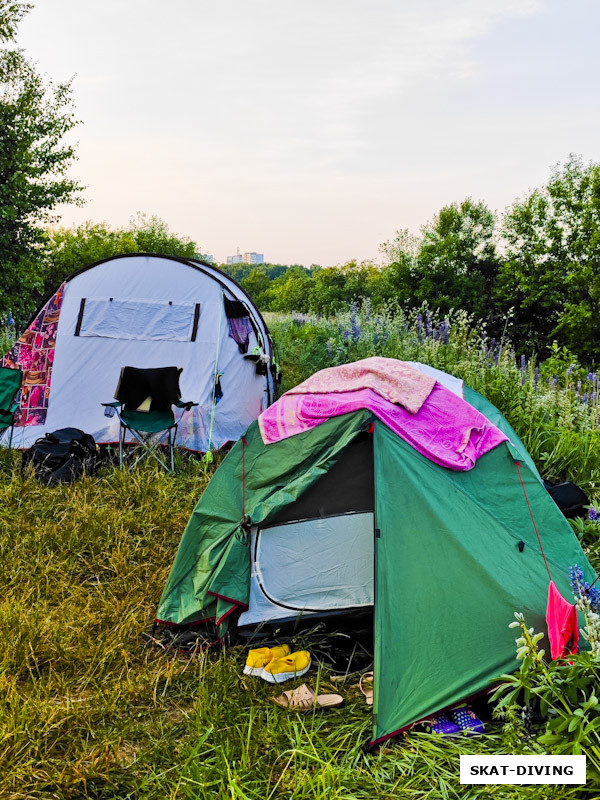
[{"xmin": 22, "ymin": 427, "xmax": 97, "ymax": 486}]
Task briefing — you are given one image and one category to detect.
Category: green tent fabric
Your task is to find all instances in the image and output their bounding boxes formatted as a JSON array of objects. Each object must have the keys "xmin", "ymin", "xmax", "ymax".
[
  {"xmin": 372, "ymin": 421, "xmax": 590, "ymax": 744},
  {"xmin": 157, "ymin": 392, "xmax": 596, "ymax": 745},
  {"xmin": 157, "ymin": 411, "xmax": 372, "ymax": 627}
]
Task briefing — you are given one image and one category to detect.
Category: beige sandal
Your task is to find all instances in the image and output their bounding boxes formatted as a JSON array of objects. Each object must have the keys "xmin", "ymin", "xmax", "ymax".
[
  {"xmin": 272, "ymin": 683, "xmax": 344, "ymax": 711},
  {"xmin": 359, "ymin": 671, "xmax": 374, "ymax": 706}
]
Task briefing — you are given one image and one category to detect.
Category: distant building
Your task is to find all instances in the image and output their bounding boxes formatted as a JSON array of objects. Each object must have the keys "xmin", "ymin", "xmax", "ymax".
[
  {"xmin": 226, "ymin": 252, "xmax": 264, "ymax": 265},
  {"xmin": 243, "ymin": 252, "xmax": 264, "ymax": 264}
]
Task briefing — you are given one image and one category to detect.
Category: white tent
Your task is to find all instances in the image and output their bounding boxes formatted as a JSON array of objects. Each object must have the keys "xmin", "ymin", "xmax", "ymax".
[{"xmin": 1, "ymin": 253, "xmax": 278, "ymax": 452}]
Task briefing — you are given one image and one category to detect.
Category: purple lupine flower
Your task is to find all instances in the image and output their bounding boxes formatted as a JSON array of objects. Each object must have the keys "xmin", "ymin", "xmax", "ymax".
[
  {"xmin": 520, "ymin": 354, "xmax": 527, "ymax": 371},
  {"xmin": 352, "ymin": 322, "xmax": 361, "ymax": 342},
  {"xmin": 441, "ymin": 319, "xmax": 450, "ymax": 345},
  {"xmin": 552, "ymin": 376, "xmax": 559, "ymax": 387},
  {"xmin": 592, "ymin": 391, "xmax": 597, "ymax": 402},
  {"xmin": 426, "ymin": 310, "xmax": 433, "ymax": 338},
  {"xmin": 569, "ymin": 564, "xmax": 600, "ymax": 612},
  {"xmin": 373, "ymin": 331, "xmax": 379, "ymax": 346},
  {"xmin": 587, "ymin": 372, "xmax": 596, "ymax": 383},
  {"xmin": 570, "ymin": 564, "xmax": 586, "ymax": 595},
  {"xmin": 326, "ymin": 341, "xmax": 333, "ymax": 359},
  {"xmin": 534, "ymin": 366, "xmax": 539, "ymax": 386},
  {"xmin": 582, "ymin": 393, "xmax": 589, "ymax": 404},
  {"xmin": 589, "ymin": 586, "xmax": 600, "ymax": 612},
  {"xmin": 343, "ymin": 328, "xmax": 350, "ymax": 341},
  {"xmin": 416, "ymin": 314, "xmax": 424, "ymax": 340},
  {"xmin": 567, "ymin": 364, "xmax": 575, "ymax": 376},
  {"xmin": 589, "ymin": 506, "xmax": 599, "ymax": 522}
]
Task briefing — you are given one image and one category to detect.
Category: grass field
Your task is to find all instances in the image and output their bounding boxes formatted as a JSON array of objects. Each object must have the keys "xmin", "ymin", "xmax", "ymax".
[{"xmin": 1, "ymin": 308, "xmax": 599, "ymax": 799}]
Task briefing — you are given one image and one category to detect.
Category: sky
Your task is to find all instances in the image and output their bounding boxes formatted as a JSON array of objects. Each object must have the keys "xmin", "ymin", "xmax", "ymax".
[{"xmin": 16, "ymin": 0, "xmax": 600, "ymax": 266}]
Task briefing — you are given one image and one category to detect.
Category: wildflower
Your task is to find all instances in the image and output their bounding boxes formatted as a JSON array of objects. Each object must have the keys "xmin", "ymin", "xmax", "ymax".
[
  {"xmin": 352, "ymin": 321, "xmax": 361, "ymax": 342},
  {"xmin": 326, "ymin": 341, "xmax": 333, "ymax": 359},
  {"xmin": 570, "ymin": 564, "xmax": 586, "ymax": 595},
  {"xmin": 589, "ymin": 506, "xmax": 599, "ymax": 522},
  {"xmin": 552, "ymin": 376, "xmax": 559, "ymax": 387},
  {"xmin": 520, "ymin": 354, "xmax": 527, "ymax": 371},
  {"xmin": 426, "ymin": 310, "xmax": 433, "ymax": 338},
  {"xmin": 441, "ymin": 319, "xmax": 450, "ymax": 345},
  {"xmin": 373, "ymin": 331, "xmax": 379, "ymax": 346},
  {"xmin": 570, "ymin": 564, "xmax": 600, "ymax": 614},
  {"xmin": 534, "ymin": 366, "xmax": 539, "ymax": 386},
  {"xmin": 343, "ymin": 329, "xmax": 350, "ymax": 341},
  {"xmin": 567, "ymin": 364, "xmax": 575, "ymax": 376},
  {"xmin": 587, "ymin": 372, "xmax": 597, "ymax": 384}
]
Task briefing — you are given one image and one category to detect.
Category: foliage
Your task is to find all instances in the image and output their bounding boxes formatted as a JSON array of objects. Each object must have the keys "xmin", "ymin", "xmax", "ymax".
[
  {"xmin": 0, "ymin": 0, "xmax": 31, "ymax": 42},
  {"xmin": 0, "ymin": 2, "xmax": 82, "ymax": 326},
  {"xmin": 491, "ymin": 610, "xmax": 600, "ymax": 778},
  {"xmin": 41, "ymin": 215, "xmax": 199, "ymax": 302},
  {"xmin": 499, "ymin": 155, "xmax": 600, "ymax": 361},
  {"xmin": 382, "ymin": 199, "xmax": 501, "ymax": 320}
]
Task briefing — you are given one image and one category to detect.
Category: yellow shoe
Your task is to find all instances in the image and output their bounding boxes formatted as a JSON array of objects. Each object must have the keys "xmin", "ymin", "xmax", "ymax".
[
  {"xmin": 261, "ymin": 650, "xmax": 311, "ymax": 684},
  {"xmin": 243, "ymin": 644, "xmax": 290, "ymax": 676}
]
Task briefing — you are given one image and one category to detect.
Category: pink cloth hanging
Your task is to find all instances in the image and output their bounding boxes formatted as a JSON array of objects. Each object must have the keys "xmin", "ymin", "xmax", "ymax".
[{"xmin": 546, "ymin": 580, "xmax": 579, "ymax": 660}]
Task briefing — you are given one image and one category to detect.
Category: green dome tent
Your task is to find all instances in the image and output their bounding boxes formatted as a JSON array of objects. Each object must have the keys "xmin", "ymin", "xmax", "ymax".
[{"xmin": 156, "ymin": 364, "xmax": 596, "ymax": 746}]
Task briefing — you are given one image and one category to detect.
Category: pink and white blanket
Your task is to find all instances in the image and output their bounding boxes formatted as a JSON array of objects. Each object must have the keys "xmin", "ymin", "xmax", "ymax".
[{"xmin": 259, "ymin": 359, "xmax": 507, "ymax": 471}]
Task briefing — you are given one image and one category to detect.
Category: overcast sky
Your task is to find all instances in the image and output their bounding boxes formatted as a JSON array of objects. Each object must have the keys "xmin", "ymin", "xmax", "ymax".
[{"xmin": 16, "ymin": 0, "xmax": 600, "ymax": 266}]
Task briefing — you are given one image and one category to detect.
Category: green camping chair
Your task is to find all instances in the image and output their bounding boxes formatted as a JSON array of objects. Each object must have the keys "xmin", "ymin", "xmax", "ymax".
[
  {"xmin": 0, "ymin": 366, "xmax": 23, "ymax": 450},
  {"xmin": 102, "ymin": 366, "xmax": 197, "ymax": 472}
]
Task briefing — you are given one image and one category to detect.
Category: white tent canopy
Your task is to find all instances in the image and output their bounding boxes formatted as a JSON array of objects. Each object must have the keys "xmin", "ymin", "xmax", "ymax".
[{"xmin": 2, "ymin": 254, "xmax": 277, "ymax": 452}]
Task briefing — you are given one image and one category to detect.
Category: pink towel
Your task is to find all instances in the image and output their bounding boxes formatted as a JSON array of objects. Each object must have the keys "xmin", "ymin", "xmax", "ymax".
[
  {"xmin": 259, "ymin": 383, "xmax": 508, "ymax": 471},
  {"xmin": 287, "ymin": 357, "xmax": 436, "ymax": 414},
  {"xmin": 546, "ymin": 581, "xmax": 579, "ymax": 660}
]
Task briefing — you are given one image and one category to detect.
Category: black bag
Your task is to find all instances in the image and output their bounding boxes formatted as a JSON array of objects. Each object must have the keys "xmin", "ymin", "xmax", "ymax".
[
  {"xmin": 22, "ymin": 427, "xmax": 97, "ymax": 486},
  {"xmin": 544, "ymin": 479, "xmax": 589, "ymax": 519}
]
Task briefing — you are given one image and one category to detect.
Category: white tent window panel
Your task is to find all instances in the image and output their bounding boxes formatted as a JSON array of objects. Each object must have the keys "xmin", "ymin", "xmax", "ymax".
[
  {"xmin": 253, "ymin": 512, "xmax": 374, "ymax": 615},
  {"xmin": 76, "ymin": 298, "xmax": 200, "ymax": 341}
]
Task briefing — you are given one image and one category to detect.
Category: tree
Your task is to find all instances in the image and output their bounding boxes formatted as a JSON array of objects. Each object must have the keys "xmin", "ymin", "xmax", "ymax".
[
  {"xmin": 499, "ymin": 155, "xmax": 600, "ymax": 360},
  {"xmin": 0, "ymin": 1, "xmax": 82, "ymax": 324},
  {"xmin": 42, "ymin": 216, "xmax": 199, "ymax": 300},
  {"xmin": 380, "ymin": 201, "xmax": 500, "ymax": 319},
  {"xmin": 241, "ymin": 268, "xmax": 273, "ymax": 309},
  {"xmin": 268, "ymin": 267, "xmax": 313, "ymax": 313}
]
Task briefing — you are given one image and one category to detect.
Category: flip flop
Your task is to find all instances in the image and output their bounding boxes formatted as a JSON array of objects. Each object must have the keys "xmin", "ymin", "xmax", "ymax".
[
  {"xmin": 359, "ymin": 671, "xmax": 374, "ymax": 706},
  {"xmin": 272, "ymin": 683, "xmax": 344, "ymax": 712}
]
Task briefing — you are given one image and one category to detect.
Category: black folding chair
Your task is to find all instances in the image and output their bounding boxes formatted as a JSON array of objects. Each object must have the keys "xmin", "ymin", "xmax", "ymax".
[{"xmin": 102, "ymin": 366, "xmax": 197, "ymax": 471}]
